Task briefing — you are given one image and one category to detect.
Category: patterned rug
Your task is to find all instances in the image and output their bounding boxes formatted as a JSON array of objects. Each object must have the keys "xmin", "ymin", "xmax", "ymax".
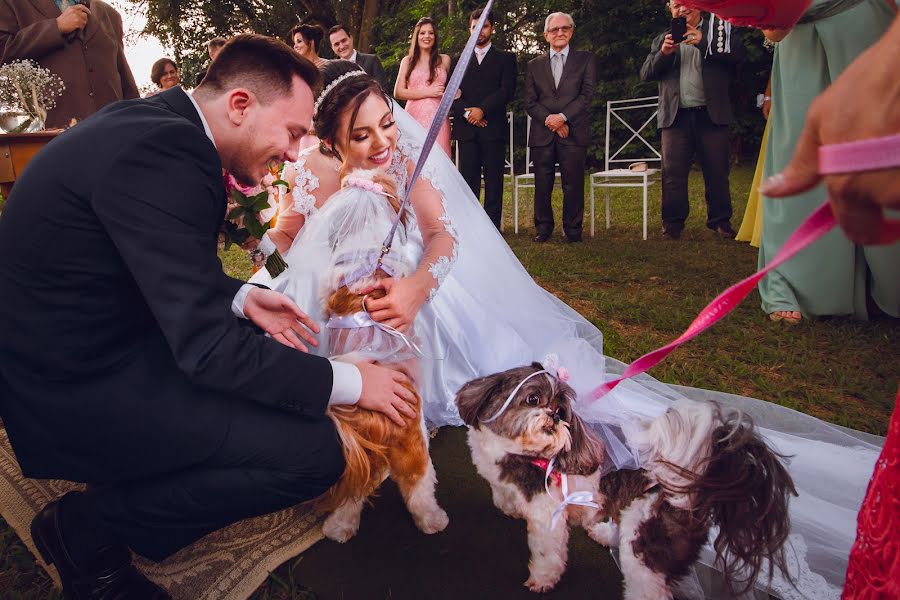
[{"xmin": 0, "ymin": 424, "xmax": 326, "ymax": 600}]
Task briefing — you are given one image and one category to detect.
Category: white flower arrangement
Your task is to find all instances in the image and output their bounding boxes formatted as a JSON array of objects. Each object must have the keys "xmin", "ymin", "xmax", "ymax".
[{"xmin": 0, "ymin": 60, "xmax": 66, "ymax": 131}]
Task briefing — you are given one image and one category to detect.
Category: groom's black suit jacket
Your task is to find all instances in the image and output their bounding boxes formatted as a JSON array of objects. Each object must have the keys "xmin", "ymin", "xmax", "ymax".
[{"xmin": 0, "ymin": 87, "xmax": 333, "ymax": 483}]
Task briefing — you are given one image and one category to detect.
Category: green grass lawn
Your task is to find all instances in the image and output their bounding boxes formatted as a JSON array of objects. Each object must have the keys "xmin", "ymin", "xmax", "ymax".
[{"xmin": 2, "ymin": 164, "xmax": 897, "ymax": 599}]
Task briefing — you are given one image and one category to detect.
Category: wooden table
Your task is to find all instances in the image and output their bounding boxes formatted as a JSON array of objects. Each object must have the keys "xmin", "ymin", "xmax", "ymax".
[{"xmin": 0, "ymin": 131, "xmax": 61, "ymax": 199}]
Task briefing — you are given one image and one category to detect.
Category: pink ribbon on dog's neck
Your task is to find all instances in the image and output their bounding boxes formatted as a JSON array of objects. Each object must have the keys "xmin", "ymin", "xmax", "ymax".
[{"xmin": 587, "ymin": 133, "xmax": 900, "ymax": 404}]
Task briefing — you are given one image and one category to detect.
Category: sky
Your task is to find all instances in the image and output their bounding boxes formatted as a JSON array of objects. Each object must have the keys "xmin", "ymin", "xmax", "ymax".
[{"xmin": 107, "ymin": 0, "xmax": 172, "ymax": 89}]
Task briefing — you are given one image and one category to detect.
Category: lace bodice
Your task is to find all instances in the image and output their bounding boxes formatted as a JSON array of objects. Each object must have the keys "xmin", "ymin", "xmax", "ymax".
[
  {"xmin": 407, "ymin": 62, "xmax": 447, "ymax": 93},
  {"xmin": 291, "ymin": 147, "xmax": 321, "ymax": 219}
]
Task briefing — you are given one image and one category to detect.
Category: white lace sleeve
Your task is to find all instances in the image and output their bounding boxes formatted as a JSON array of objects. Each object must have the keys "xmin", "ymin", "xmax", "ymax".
[
  {"xmin": 393, "ymin": 135, "xmax": 459, "ymax": 301},
  {"xmin": 292, "ymin": 154, "xmax": 320, "ymax": 218}
]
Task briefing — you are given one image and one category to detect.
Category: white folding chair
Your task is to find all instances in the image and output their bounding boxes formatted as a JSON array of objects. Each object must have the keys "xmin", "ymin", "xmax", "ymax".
[
  {"xmin": 588, "ymin": 97, "xmax": 661, "ymax": 240},
  {"xmin": 513, "ymin": 115, "xmax": 561, "ymax": 234},
  {"xmin": 505, "ymin": 110, "xmax": 514, "ymax": 182}
]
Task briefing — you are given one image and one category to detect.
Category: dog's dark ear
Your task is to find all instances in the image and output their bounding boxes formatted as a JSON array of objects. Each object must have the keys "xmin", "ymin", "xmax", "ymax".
[
  {"xmin": 455, "ymin": 373, "xmax": 506, "ymax": 428},
  {"xmin": 556, "ymin": 396, "xmax": 605, "ymax": 475}
]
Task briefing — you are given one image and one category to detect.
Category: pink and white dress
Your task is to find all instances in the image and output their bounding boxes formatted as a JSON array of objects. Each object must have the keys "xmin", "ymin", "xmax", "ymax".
[{"xmin": 404, "ymin": 61, "xmax": 451, "ymax": 156}]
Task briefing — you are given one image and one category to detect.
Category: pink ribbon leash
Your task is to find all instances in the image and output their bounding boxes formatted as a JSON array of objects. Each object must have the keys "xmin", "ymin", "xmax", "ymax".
[{"xmin": 587, "ymin": 133, "xmax": 900, "ymax": 403}]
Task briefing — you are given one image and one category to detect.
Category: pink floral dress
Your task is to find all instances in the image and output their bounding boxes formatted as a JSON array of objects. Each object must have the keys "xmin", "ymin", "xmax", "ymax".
[{"xmin": 404, "ymin": 61, "xmax": 451, "ymax": 156}]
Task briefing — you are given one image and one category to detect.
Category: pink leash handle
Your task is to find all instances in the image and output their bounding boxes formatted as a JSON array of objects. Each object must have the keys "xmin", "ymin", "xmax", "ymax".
[
  {"xmin": 819, "ymin": 133, "xmax": 900, "ymax": 242},
  {"xmin": 587, "ymin": 134, "xmax": 900, "ymax": 403}
]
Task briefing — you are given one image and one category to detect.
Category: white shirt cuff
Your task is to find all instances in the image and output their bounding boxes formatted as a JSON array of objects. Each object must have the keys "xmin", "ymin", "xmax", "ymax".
[
  {"xmin": 328, "ymin": 360, "xmax": 362, "ymax": 405},
  {"xmin": 560, "ymin": 113, "xmax": 568, "ymax": 122},
  {"xmin": 232, "ymin": 283, "xmax": 255, "ymax": 319}
]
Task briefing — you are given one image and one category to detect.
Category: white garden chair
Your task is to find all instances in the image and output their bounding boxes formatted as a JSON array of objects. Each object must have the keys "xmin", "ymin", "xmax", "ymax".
[{"xmin": 588, "ymin": 97, "xmax": 661, "ymax": 240}]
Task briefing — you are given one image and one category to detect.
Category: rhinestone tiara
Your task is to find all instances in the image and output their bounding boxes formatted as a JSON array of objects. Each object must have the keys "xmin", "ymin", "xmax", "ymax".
[{"xmin": 313, "ymin": 69, "xmax": 368, "ymax": 116}]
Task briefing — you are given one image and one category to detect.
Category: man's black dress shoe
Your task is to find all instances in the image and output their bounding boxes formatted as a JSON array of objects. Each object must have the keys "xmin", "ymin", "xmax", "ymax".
[
  {"xmin": 712, "ymin": 223, "xmax": 737, "ymax": 239},
  {"xmin": 662, "ymin": 227, "xmax": 682, "ymax": 240},
  {"xmin": 564, "ymin": 235, "xmax": 582, "ymax": 243},
  {"xmin": 31, "ymin": 498, "xmax": 171, "ymax": 599},
  {"xmin": 533, "ymin": 233, "xmax": 550, "ymax": 243}
]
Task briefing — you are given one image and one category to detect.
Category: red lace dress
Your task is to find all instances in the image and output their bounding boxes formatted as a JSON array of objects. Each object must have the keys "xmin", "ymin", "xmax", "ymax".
[{"xmin": 842, "ymin": 387, "xmax": 900, "ymax": 600}]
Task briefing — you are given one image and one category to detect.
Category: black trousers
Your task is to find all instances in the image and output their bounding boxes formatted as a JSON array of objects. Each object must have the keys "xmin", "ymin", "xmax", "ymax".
[
  {"xmin": 660, "ymin": 108, "xmax": 733, "ymax": 231},
  {"xmin": 77, "ymin": 399, "xmax": 344, "ymax": 561},
  {"xmin": 458, "ymin": 136, "xmax": 506, "ymax": 230},
  {"xmin": 531, "ymin": 140, "xmax": 587, "ymax": 239}
]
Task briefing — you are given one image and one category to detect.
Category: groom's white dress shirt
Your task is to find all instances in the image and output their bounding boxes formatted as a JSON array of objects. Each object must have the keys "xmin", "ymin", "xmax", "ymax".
[{"xmin": 188, "ymin": 92, "xmax": 362, "ymax": 406}]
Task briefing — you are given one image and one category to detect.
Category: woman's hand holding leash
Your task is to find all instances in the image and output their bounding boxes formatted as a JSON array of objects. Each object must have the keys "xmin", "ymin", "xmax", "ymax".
[{"xmin": 363, "ymin": 277, "xmax": 429, "ymax": 333}]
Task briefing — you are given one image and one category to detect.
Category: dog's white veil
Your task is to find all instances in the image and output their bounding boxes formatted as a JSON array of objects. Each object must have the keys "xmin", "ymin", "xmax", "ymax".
[{"xmin": 260, "ymin": 106, "xmax": 882, "ymax": 600}]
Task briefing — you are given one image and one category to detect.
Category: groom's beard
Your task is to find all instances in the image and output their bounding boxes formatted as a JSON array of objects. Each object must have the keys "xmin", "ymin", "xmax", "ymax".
[{"xmin": 227, "ymin": 134, "xmax": 264, "ymax": 187}]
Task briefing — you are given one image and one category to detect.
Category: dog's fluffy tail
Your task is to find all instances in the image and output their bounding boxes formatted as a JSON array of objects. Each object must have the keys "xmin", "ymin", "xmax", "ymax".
[
  {"xmin": 680, "ymin": 407, "xmax": 797, "ymax": 595},
  {"xmin": 317, "ymin": 406, "xmax": 391, "ymax": 513}
]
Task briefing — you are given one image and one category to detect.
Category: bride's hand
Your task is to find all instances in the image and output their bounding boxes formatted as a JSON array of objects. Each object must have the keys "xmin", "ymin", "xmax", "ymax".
[
  {"xmin": 244, "ymin": 287, "xmax": 320, "ymax": 352},
  {"xmin": 363, "ymin": 277, "xmax": 428, "ymax": 332}
]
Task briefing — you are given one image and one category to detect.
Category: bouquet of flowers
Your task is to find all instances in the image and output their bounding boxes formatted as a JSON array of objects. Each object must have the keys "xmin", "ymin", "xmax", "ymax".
[
  {"xmin": 221, "ymin": 162, "xmax": 291, "ymax": 277},
  {"xmin": 0, "ymin": 60, "xmax": 65, "ymax": 132}
]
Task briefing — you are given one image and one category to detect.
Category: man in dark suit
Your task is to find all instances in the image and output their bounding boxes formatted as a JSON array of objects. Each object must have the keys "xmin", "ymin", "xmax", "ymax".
[
  {"xmin": 328, "ymin": 24, "xmax": 388, "ymax": 90},
  {"xmin": 451, "ymin": 8, "xmax": 517, "ymax": 230},
  {"xmin": 640, "ymin": 1, "xmax": 744, "ymax": 240},
  {"xmin": 194, "ymin": 36, "xmax": 227, "ymax": 87},
  {"xmin": 0, "ymin": 34, "xmax": 414, "ymax": 599},
  {"xmin": 525, "ymin": 12, "xmax": 597, "ymax": 243},
  {"xmin": 0, "ymin": 0, "xmax": 140, "ymax": 129}
]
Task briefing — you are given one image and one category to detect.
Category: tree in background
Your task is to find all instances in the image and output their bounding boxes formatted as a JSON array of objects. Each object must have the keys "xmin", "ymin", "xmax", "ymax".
[{"xmin": 124, "ymin": 0, "xmax": 769, "ymax": 166}]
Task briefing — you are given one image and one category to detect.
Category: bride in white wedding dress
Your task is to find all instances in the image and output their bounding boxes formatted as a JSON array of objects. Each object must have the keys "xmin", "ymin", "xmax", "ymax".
[{"xmin": 250, "ymin": 60, "xmax": 881, "ymax": 599}]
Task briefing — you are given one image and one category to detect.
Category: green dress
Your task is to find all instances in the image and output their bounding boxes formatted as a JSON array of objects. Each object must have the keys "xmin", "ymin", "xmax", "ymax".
[{"xmin": 759, "ymin": 0, "xmax": 899, "ymax": 319}]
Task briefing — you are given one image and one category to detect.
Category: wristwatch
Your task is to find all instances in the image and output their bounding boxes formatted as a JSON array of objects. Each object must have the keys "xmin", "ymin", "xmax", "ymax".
[{"xmin": 756, "ymin": 94, "xmax": 772, "ymax": 108}]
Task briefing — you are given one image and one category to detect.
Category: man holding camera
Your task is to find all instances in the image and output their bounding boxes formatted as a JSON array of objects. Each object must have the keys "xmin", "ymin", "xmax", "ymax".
[
  {"xmin": 0, "ymin": 0, "xmax": 139, "ymax": 129},
  {"xmin": 640, "ymin": 1, "xmax": 743, "ymax": 240}
]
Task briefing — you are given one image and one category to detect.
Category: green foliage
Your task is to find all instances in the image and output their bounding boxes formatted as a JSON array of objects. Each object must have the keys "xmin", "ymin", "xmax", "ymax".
[{"xmin": 126, "ymin": 0, "xmax": 771, "ymax": 161}]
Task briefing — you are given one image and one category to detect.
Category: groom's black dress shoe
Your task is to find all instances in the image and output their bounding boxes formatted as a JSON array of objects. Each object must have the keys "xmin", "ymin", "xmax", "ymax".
[
  {"xmin": 31, "ymin": 497, "xmax": 171, "ymax": 600},
  {"xmin": 533, "ymin": 233, "xmax": 550, "ymax": 243}
]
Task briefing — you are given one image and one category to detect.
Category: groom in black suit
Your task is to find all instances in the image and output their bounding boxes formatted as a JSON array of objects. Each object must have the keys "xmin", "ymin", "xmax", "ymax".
[
  {"xmin": 451, "ymin": 8, "xmax": 517, "ymax": 230},
  {"xmin": 525, "ymin": 12, "xmax": 597, "ymax": 243},
  {"xmin": 0, "ymin": 35, "xmax": 414, "ymax": 599}
]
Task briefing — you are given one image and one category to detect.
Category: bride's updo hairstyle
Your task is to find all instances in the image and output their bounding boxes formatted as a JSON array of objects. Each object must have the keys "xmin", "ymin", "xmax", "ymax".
[
  {"xmin": 313, "ymin": 60, "xmax": 393, "ymax": 163},
  {"xmin": 314, "ymin": 59, "xmax": 398, "ymax": 199}
]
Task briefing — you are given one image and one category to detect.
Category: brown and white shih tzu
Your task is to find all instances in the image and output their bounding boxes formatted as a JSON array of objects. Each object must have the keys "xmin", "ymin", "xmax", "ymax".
[
  {"xmin": 590, "ymin": 397, "xmax": 797, "ymax": 600},
  {"xmin": 315, "ymin": 172, "xmax": 448, "ymax": 543},
  {"xmin": 457, "ymin": 362, "xmax": 797, "ymax": 599},
  {"xmin": 455, "ymin": 360, "xmax": 606, "ymax": 592}
]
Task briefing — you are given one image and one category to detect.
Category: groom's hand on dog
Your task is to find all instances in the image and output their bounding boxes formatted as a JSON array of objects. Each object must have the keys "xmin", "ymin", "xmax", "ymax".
[
  {"xmin": 244, "ymin": 287, "xmax": 320, "ymax": 352},
  {"xmin": 356, "ymin": 362, "xmax": 418, "ymax": 426}
]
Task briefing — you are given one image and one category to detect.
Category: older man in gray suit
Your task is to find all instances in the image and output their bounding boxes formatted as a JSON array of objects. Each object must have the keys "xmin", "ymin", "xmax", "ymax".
[
  {"xmin": 525, "ymin": 12, "xmax": 597, "ymax": 243},
  {"xmin": 641, "ymin": 0, "xmax": 744, "ymax": 240}
]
